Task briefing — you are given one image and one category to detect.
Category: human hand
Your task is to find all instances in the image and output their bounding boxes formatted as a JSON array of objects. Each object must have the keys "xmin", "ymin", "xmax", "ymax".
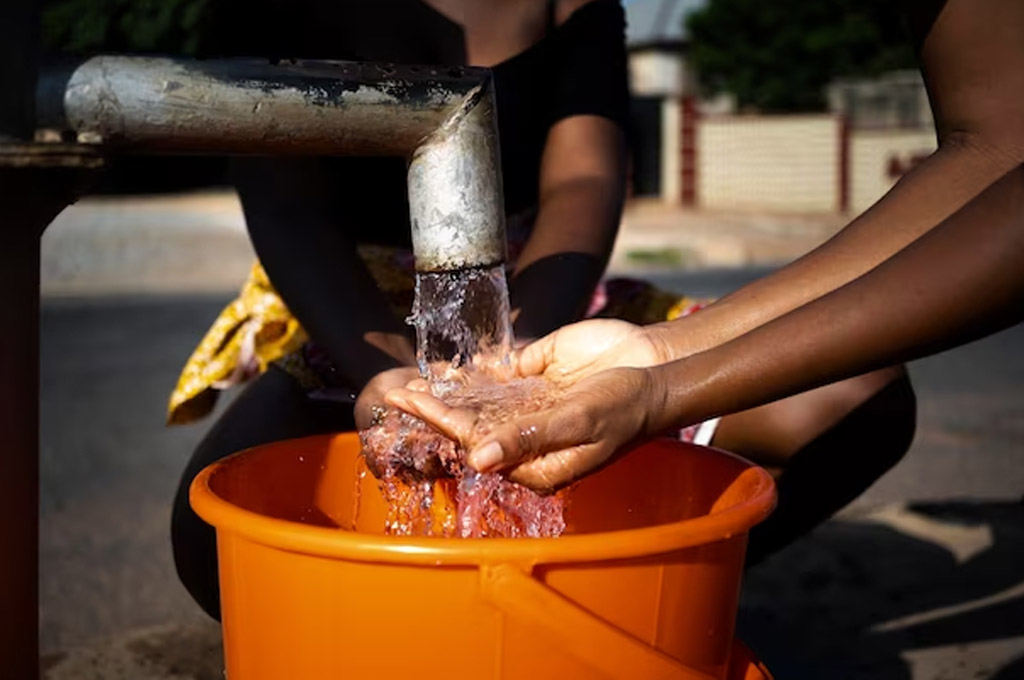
[
  {"xmin": 385, "ymin": 365, "xmax": 665, "ymax": 491},
  {"xmin": 354, "ymin": 366, "xmax": 420, "ymax": 431},
  {"xmin": 512, "ymin": 318, "xmax": 670, "ymax": 385}
]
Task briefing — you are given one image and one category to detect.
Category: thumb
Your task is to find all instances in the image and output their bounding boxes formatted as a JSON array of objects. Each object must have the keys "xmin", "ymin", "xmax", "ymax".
[{"xmin": 511, "ymin": 331, "xmax": 557, "ymax": 378}]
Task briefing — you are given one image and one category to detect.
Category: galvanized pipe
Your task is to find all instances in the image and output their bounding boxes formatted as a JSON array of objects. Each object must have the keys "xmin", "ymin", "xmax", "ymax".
[
  {"xmin": 38, "ymin": 55, "xmax": 507, "ymax": 271},
  {"xmin": 407, "ymin": 82, "xmax": 506, "ymax": 272}
]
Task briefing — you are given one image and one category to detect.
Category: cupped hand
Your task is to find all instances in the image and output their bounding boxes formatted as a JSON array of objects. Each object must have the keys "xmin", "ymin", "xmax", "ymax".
[
  {"xmin": 354, "ymin": 366, "xmax": 420, "ymax": 431},
  {"xmin": 385, "ymin": 365, "xmax": 664, "ymax": 491},
  {"xmin": 512, "ymin": 318, "xmax": 669, "ymax": 385}
]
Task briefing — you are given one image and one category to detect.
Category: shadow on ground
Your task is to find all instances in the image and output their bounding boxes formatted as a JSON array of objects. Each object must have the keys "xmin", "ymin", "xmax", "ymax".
[{"xmin": 739, "ymin": 500, "xmax": 1024, "ymax": 679}]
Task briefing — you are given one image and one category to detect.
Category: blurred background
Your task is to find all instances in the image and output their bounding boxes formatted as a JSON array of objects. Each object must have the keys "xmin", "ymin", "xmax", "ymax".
[{"xmin": 37, "ymin": 1, "xmax": 1023, "ymax": 678}]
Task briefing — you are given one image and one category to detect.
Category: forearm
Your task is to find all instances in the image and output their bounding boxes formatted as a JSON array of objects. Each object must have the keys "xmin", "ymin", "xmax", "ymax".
[
  {"xmin": 651, "ymin": 0, "xmax": 1024, "ymax": 358},
  {"xmin": 510, "ymin": 176, "xmax": 622, "ymax": 337},
  {"xmin": 650, "ymin": 138, "xmax": 1024, "ymax": 359},
  {"xmin": 647, "ymin": 163, "xmax": 1024, "ymax": 434}
]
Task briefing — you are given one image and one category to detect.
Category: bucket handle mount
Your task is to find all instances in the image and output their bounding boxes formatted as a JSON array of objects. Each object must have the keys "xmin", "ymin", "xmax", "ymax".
[{"xmin": 480, "ymin": 563, "xmax": 717, "ymax": 680}]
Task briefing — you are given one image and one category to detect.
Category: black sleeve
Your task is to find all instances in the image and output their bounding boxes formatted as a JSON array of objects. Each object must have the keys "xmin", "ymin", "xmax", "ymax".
[
  {"xmin": 510, "ymin": 253, "xmax": 606, "ymax": 339},
  {"xmin": 230, "ymin": 157, "xmax": 412, "ymax": 390},
  {"xmin": 547, "ymin": 0, "xmax": 631, "ymax": 130}
]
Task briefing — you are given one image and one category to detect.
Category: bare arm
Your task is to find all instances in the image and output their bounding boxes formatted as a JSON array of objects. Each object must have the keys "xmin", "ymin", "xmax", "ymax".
[
  {"xmin": 650, "ymin": 163, "xmax": 1024, "ymax": 433},
  {"xmin": 507, "ymin": 0, "xmax": 629, "ymax": 339},
  {"xmin": 389, "ymin": 162, "xmax": 1024, "ymax": 488},
  {"xmin": 509, "ymin": 114, "xmax": 627, "ymax": 338},
  {"xmin": 649, "ymin": 0, "xmax": 1024, "ymax": 358}
]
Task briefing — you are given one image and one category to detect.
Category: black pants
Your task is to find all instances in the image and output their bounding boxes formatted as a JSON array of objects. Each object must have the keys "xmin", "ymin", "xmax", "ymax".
[
  {"xmin": 170, "ymin": 366, "xmax": 354, "ymax": 620},
  {"xmin": 171, "ymin": 370, "xmax": 915, "ymax": 618}
]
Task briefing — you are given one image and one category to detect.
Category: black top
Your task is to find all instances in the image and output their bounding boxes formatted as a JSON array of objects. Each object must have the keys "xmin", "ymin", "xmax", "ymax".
[{"xmin": 202, "ymin": 0, "xmax": 629, "ymax": 246}]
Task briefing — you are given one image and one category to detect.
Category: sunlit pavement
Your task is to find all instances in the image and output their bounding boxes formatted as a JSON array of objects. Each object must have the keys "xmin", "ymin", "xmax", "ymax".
[{"xmin": 40, "ymin": 195, "xmax": 1024, "ymax": 678}]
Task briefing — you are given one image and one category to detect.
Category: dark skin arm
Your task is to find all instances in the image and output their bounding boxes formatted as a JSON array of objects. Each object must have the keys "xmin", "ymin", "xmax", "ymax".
[
  {"xmin": 356, "ymin": 118, "xmax": 626, "ymax": 428},
  {"xmin": 650, "ymin": 164, "xmax": 1024, "ymax": 429},
  {"xmin": 644, "ymin": 0, "xmax": 1024, "ymax": 360},
  {"xmin": 509, "ymin": 0, "xmax": 628, "ymax": 339},
  {"xmin": 465, "ymin": 0, "xmax": 629, "ymax": 339},
  {"xmin": 357, "ymin": 0, "xmax": 627, "ymax": 424},
  {"xmin": 510, "ymin": 114, "xmax": 627, "ymax": 338},
  {"xmin": 356, "ymin": 116, "xmax": 626, "ymax": 428},
  {"xmin": 389, "ymin": 162, "xmax": 1024, "ymax": 489}
]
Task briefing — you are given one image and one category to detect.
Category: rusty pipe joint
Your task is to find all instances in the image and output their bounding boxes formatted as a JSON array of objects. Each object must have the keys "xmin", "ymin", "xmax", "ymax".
[
  {"xmin": 37, "ymin": 55, "xmax": 506, "ymax": 273},
  {"xmin": 407, "ymin": 82, "xmax": 505, "ymax": 272}
]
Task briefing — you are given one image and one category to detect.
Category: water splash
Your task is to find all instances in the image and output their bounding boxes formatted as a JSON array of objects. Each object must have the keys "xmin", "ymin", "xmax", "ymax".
[
  {"xmin": 407, "ymin": 265, "xmax": 513, "ymax": 385},
  {"xmin": 359, "ymin": 375, "xmax": 566, "ymax": 538},
  {"xmin": 359, "ymin": 264, "xmax": 567, "ymax": 538}
]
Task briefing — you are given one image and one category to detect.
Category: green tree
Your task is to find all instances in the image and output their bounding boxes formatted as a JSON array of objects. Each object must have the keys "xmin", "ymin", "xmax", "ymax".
[
  {"xmin": 42, "ymin": 0, "xmax": 210, "ymax": 55},
  {"xmin": 686, "ymin": 0, "xmax": 917, "ymax": 112}
]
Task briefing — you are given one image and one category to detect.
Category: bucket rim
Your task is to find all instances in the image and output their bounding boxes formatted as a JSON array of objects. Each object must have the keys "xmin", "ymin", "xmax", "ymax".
[{"xmin": 190, "ymin": 432, "xmax": 776, "ymax": 567}]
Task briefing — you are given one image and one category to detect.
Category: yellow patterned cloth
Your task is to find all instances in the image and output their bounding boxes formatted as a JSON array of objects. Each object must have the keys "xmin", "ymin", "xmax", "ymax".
[
  {"xmin": 168, "ymin": 246, "xmax": 418, "ymax": 425},
  {"xmin": 167, "ymin": 262, "xmax": 308, "ymax": 425}
]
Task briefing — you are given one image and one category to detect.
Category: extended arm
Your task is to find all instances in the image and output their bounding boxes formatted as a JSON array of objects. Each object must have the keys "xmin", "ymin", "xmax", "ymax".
[
  {"xmin": 649, "ymin": 162, "xmax": 1024, "ymax": 432},
  {"xmin": 648, "ymin": 0, "xmax": 1024, "ymax": 358},
  {"xmin": 386, "ymin": 0, "xmax": 1024, "ymax": 489},
  {"xmin": 389, "ymin": 162, "xmax": 1024, "ymax": 488}
]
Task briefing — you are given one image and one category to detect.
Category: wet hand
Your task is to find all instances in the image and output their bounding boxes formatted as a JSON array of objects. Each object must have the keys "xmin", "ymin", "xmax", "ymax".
[
  {"xmin": 354, "ymin": 366, "xmax": 420, "ymax": 431},
  {"xmin": 385, "ymin": 366, "xmax": 664, "ymax": 491},
  {"xmin": 512, "ymin": 318, "xmax": 669, "ymax": 385}
]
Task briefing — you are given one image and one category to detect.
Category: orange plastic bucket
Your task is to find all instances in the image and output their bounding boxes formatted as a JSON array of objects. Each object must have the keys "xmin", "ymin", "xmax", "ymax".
[{"xmin": 191, "ymin": 432, "xmax": 776, "ymax": 679}]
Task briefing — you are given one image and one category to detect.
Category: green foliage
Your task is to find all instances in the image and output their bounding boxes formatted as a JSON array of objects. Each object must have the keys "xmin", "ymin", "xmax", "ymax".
[
  {"xmin": 42, "ymin": 0, "xmax": 210, "ymax": 55},
  {"xmin": 686, "ymin": 0, "xmax": 917, "ymax": 112}
]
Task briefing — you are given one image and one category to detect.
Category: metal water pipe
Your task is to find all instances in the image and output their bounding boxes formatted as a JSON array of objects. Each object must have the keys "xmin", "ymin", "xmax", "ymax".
[{"xmin": 37, "ymin": 55, "xmax": 507, "ymax": 272}]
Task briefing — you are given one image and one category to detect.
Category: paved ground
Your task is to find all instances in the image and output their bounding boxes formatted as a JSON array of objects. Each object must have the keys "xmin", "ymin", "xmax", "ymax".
[
  {"xmin": 41, "ymin": 192, "xmax": 844, "ymax": 296},
  {"xmin": 39, "ymin": 194, "xmax": 1024, "ymax": 678}
]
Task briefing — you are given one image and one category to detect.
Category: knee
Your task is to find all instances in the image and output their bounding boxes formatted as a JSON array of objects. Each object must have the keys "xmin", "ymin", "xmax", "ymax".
[
  {"xmin": 744, "ymin": 372, "xmax": 916, "ymax": 566},
  {"xmin": 820, "ymin": 365, "xmax": 913, "ymax": 431},
  {"xmin": 714, "ymin": 365, "xmax": 916, "ymax": 466},
  {"xmin": 170, "ymin": 509, "xmax": 221, "ymax": 620},
  {"xmin": 802, "ymin": 365, "xmax": 917, "ymax": 465},
  {"xmin": 795, "ymin": 368, "xmax": 917, "ymax": 479}
]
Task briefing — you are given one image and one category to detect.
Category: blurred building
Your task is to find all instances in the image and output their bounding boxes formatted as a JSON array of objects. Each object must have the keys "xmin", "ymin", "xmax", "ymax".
[
  {"xmin": 623, "ymin": 1, "xmax": 937, "ymax": 214},
  {"xmin": 624, "ymin": 0, "xmax": 706, "ymax": 203},
  {"xmin": 827, "ymin": 70, "xmax": 933, "ymax": 131},
  {"xmin": 828, "ymin": 70, "xmax": 936, "ymax": 213}
]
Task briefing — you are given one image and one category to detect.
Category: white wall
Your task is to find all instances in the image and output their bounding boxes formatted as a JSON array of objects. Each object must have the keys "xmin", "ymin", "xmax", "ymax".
[
  {"xmin": 849, "ymin": 129, "xmax": 937, "ymax": 213},
  {"xmin": 698, "ymin": 115, "xmax": 841, "ymax": 212},
  {"xmin": 660, "ymin": 98, "xmax": 681, "ymax": 203},
  {"xmin": 629, "ymin": 51, "xmax": 686, "ymax": 97}
]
